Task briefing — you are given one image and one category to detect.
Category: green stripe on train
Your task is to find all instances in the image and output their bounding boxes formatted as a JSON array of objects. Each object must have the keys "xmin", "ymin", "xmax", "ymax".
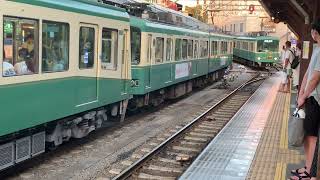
[
  {"xmin": 0, "ymin": 77, "xmax": 130, "ymax": 137},
  {"xmin": 131, "ymin": 57, "xmax": 232, "ymax": 95}
]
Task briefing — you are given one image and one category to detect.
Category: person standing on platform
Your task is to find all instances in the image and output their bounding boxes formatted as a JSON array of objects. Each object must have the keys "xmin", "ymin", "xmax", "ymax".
[
  {"xmin": 281, "ymin": 45, "xmax": 286, "ymax": 63},
  {"xmin": 280, "ymin": 41, "xmax": 294, "ymax": 93},
  {"xmin": 290, "ymin": 19, "xmax": 320, "ymax": 180},
  {"xmin": 293, "ymin": 43, "xmax": 302, "ymax": 91}
]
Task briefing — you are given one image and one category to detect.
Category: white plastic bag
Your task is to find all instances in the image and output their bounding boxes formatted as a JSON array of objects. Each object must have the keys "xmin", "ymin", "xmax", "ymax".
[
  {"xmin": 281, "ymin": 70, "xmax": 288, "ymax": 84},
  {"xmin": 288, "ymin": 108, "xmax": 305, "ymax": 147}
]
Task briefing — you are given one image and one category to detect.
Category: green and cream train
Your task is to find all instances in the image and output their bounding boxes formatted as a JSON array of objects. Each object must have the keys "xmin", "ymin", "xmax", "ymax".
[
  {"xmin": 129, "ymin": 17, "xmax": 233, "ymax": 108},
  {"xmin": 233, "ymin": 36, "xmax": 280, "ymax": 67},
  {"xmin": 0, "ymin": 0, "xmax": 232, "ymax": 171}
]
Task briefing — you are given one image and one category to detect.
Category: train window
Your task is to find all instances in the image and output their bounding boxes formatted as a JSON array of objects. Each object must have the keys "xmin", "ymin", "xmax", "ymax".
[
  {"xmin": 244, "ymin": 42, "xmax": 249, "ymax": 50},
  {"xmin": 211, "ymin": 41, "xmax": 218, "ymax": 56},
  {"xmin": 79, "ymin": 27, "xmax": 95, "ymax": 69},
  {"xmin": 257, "ymin": 40, "xmax": 278, "ymax": 52},
  {"xmin": 182, "ymin": 39, "xmax": 188, "ymax": 60},
  {"xmin": 155, "ymin": 37, "xmax": 164, "ymax": 63},
  {"xmin": 187, "ymin": 40, "xmax": 193, "ymax": 59},
  {"xmin": 194, "ymin": 40, "xmax": 199, "ymax": 59},
  {"xmin": 101, "ymin": 28, "xmax": 118, "ymax": 70},
  {"xmin": 205, "ymin": 41, "xmax": 209, "ymax": 57},
  {"xmin": 42, "ymin": 21, "xmax": 69, "ymax": 73},
  {"xmin": 200, "ymin": 41, "xmax": 208, "ymax": 58},
  {"xmin": 147, "ymin": 34, "xmax": 152, "ymax": 63},
  {"xmin": 166, "ymin": 38, "xmax": 173, "ymax": 61},
  {"xmin": 220, "ymin": 42, "xmax": 228, "ymax": 54},
  {"xmin": 131, "ymin": 27, "xmax": 141, "ymax": 65},
  {"xmin": 230, "ymin": 42, "xmax": 233, "ymax": 53},
  {"xmin": 175, "ymin": 38, "xmax": 182, "ymax": 61},
  {"xmin": 3, "ymin": 17, "xmax": 39, "ymax": 77},
  {"xmin": 249, "ymin": 42, "xmax": 254, "ymax": 52},
  {"xmin": 236, "ymin": 41, "xmax": 240, "ymax": 49}
]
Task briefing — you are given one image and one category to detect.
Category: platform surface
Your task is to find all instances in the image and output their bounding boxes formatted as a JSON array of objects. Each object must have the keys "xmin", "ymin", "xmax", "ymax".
[{"xmin": 179, "ymin": 74, "xmax": 304, "ymax": 180}]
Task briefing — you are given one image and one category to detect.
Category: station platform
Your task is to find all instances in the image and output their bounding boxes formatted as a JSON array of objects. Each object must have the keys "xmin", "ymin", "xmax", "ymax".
[{"xmin": 179, "ymin": 74, "xmax": 305, "ymax": 180}]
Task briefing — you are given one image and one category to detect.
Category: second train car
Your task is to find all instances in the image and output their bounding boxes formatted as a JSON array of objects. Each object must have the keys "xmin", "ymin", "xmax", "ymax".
[{"xmin": 129, "ymin": 16, "xmax": 233, "ymax": 109}]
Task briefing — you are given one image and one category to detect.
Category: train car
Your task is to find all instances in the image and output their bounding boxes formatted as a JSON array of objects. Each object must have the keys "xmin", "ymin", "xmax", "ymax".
[
  {"xmin": 208, "ymin": 34, "xmax": 233, "ymax": 73},
  {"xmin": 0, "ymin": 0, "xmax": 131, "ymax": 170},
  {"xmin": 233, "ymin": 36, "xmax": 280, "ymax": 67},
  {"xmin": 129, "ymin": 16, "xmax": 233, "ymax": 109}
]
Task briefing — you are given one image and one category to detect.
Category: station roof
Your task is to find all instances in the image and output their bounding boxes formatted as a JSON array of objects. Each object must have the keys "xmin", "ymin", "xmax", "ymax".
[{"xmin": 259, "ymin": 0, "xmax": 319, "ymax": 38}]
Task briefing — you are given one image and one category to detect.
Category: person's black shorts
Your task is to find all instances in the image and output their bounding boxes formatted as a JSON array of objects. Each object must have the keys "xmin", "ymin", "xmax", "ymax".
[{"xmin": 303, "ymin": 96, "xmax": 320, "ymax": 137}]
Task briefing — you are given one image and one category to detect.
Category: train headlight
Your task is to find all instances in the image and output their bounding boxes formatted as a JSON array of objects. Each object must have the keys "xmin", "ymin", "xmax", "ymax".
[
  {"xmin": 274, "ymin": 57, "xmax": 278, "ymax": 60},
  {"xmin": 257, "ymin": 57, "xmax": 261, "ymax": 61}
]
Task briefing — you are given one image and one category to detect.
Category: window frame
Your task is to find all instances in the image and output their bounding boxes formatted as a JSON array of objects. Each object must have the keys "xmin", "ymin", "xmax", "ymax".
[
  {"xmin": 101, "ymin": 27, "xmax": 118, "ymax": 70},
  {"xmin": 41, "ymin": 20, "xmax": 70, "ymax": 73},
  {"xmin": 166, "ymin": 37, "xmax": 173, "ymax": 62},
  {"xmin": 3, "ymin": 16, "xmax": 40, "ymax": 77},
  {"xmin": 155, "ymin": 37, "xmax": 164, "ymax": 64},
  {"xmin": 194, "ymin": 40, "xmax": 199, "ymax": 59},
  {"xmin": 182, "ymin": 39, "xmax": 188, "ymax": 60},
  {"xmin": 187, "ymin": 39, "xmax": 193, "ymax": 59},
  {"xmin": 130, "ymin": 27, "xmax": 141, "ymax": 65},
  {"xmin": 175, "ymin": 38, "xmax": 182, "ymax": 61},
  {"xmin": 79, "ymin": 26, "xmax": 95, "ymax": 69}
]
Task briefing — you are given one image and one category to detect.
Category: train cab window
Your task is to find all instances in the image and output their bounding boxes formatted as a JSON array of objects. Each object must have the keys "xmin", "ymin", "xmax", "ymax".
[
  {"xmin": 257, "ymin": 40, "xmax": 278, "ymax": 52},
  {"xmin": 3, "ymin": 17, "xmax": 39, "ymax": 77},
  {"xmin": 101, "ymin": 28, "xmax": 118, "ymax": 70},
  {"xmin": 194, "ymin": 40, "xmax": 199, "ymax": 59},
  {"xmin": 187, "ymin": 40, "xmax": 193, "ymax": 59},
  {"xmin": 79, "ymin": 27, "xmax": 95, "ymax": 69},
  {"xmin": 131, "ymin": 27, "xmax": 141, "ymax": 65},
  {"xmin": 182, "ymin": 39, "xmax": 188, "ymax": 60},
  {"xmin": 155, "ymin": 37, "xmax": 164, "ymax": 63},
  {"xmin": 42, "ymin": 21, "xmax": 69, "ymax": 73},
  {"xmin": 166, "ymin": 38, "xmax": 173, "ymax": 61},
  {"xmin": 175, "ymin": 38, "xmax": 182, "ymax": 61}
]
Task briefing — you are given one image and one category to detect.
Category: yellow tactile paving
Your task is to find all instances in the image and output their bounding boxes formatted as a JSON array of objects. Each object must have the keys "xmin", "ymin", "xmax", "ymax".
[{"xmin": 246, "ymin": 92, "xmax": 305, "ymax": 180}]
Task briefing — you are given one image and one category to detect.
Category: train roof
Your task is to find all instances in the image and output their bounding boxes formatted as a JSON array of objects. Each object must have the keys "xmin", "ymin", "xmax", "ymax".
[
  {"xmin": 130, "ymin": 16, "xmax": 234, "ymax": 40},
  {"xmin": 10, "ymin": 0, "xmax": 130, "ymax": 22},
  {"xmin": 210, "ymin": 33, "xmax": 235, "ymax": 39},
  {"xmin": 235, "ymin": 36, "xmax": 280, "ymax": 41},
  {"xmin": 130, "ymin": 16, "xmax": 209, "ymax": 37}
]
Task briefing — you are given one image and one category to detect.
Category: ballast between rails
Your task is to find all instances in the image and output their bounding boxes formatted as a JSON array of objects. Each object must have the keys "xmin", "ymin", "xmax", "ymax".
[{"xmin": 112, "ymin": 72, "xmax": 265, "ymax": 180}]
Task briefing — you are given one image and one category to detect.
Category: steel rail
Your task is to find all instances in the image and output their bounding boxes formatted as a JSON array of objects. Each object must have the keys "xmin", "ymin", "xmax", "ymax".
[{"xmin": 112, "ymin": 73, "xmax": 263, "ymax": 180}]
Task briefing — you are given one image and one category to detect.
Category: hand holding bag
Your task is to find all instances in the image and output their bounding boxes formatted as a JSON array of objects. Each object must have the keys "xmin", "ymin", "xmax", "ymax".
[{"xmin": 288, "ymin": 108, "xmax": 305, "ymax": 147}]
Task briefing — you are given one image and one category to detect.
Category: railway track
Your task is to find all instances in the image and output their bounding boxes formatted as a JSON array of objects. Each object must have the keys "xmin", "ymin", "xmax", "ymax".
[{"xmin": 112, "ymin": 73, "xmax": 266, "ymax": 180}]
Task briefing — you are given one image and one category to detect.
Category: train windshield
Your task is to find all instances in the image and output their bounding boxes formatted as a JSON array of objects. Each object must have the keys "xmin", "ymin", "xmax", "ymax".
[
  {"xmin": 257, "ymin": 39, "xmax": 279, "ymax": 52},
  {"xmin": 131, "ymin": 27, "xmax": 141, "ymax": 65}
]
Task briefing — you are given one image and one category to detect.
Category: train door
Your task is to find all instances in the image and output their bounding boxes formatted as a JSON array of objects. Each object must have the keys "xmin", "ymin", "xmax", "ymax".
[
  {"xmin": 76, "ymin": 24, "xmax": 99, "ymax": 107},
  {"xmin": 120, "ymin": 29, "xmax": 129, "ymax": 94},
  {"xmin": 146, "ymin": 34, "xmax": 152, "ymax": 88}
]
